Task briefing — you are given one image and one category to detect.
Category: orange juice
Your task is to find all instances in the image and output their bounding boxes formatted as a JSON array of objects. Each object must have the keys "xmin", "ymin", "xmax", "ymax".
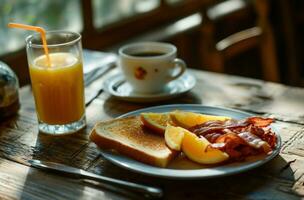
[{"xmin": 29, "ymin": 52, "xmax": 84, "ymax": 125}]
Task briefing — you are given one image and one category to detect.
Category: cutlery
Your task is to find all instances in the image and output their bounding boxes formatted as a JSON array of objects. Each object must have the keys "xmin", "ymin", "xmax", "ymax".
[
  {"xmin": 84, "ymin": 64, "xmax": 115, "ymax": 107},
  {"xmin": 112, "ymin": 80, "xmax": 125, "ymax": 91},
  {"xmin": 28, "ymin": 160, "xmax": 163, "ymax": 198},
  {"xmin": 85, "ymin": 88, "xmax": 104, "ymax": 107},
  {"xmin": 84, "ymin": 63, "xmax": 115, "ymax": 87},
  {"xmin": 83, "ymin": 49, "xmax": 117, "ymax": 87}
]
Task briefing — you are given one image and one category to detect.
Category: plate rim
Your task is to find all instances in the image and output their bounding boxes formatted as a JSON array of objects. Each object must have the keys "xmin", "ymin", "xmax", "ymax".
[
  {"xmin": 99, "ymin": 104, "xmax": 282, "ymax": 179},
  {"xmin": 103, "ymin": 72, "xmax": 196, "ymax": 102}
]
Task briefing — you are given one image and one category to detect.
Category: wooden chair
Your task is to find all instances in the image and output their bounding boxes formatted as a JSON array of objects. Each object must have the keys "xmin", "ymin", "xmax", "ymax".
[{"xmin": 200, "ymin": 0, "xmax": 280, "ymax": 82}]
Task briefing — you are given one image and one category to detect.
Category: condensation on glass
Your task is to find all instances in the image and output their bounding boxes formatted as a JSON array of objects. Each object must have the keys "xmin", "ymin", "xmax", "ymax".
[{"xmin": 92, "ymin": 0, "xmax": 160, "ymax": 28}]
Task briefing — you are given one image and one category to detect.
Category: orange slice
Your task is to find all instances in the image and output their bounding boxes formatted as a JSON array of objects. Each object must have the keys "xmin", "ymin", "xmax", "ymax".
[
  {"xmin": 140, "ymin": 112, "xmax": 171, "ymax": 135},
  {"xmin": 164, "ymin": 125, "xmax": 187, "ymax": 151},
  {"xmin": 170, "ymin": 110, "xmax": 231, "ymax": 129},
  {"xmin": 182, "ymin": 131, "xmax": 229, "ymax": 164}
]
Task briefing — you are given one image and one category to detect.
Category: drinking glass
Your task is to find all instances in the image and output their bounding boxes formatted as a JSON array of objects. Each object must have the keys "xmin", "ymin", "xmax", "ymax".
[{"xmin": 26, "ymin": 31, "xmax": 86, "ymax": 135}]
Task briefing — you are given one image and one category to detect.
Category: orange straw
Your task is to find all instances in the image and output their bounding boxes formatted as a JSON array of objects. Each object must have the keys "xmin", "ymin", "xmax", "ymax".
[{"xmin": 8, "ymin": 23, "xmax": 51, "ymax": 67}]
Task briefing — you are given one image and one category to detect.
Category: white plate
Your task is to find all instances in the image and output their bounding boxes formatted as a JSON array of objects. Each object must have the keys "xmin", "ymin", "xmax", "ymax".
[
  {"xmin": 99, "ymin": 104, "xmax": 281, "ymax": 179},
  {"xmin": 103, "ymin": 72, "xmax": 196, "ymax": 102}
]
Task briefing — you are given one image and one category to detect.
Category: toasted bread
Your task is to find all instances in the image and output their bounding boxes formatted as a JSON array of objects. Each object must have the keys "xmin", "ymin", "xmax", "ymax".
[{"xmin": 90, "ymin": 116, "xmax": 176, "ymax": 167}]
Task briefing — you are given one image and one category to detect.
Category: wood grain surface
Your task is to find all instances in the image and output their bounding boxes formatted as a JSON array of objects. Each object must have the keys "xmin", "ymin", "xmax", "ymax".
[{"xmin": 0, "ymin": 67, "xmax": 303, "ymax": 200}]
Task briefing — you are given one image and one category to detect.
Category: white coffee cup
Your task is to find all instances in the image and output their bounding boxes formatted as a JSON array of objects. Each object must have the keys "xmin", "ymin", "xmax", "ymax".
[{"xmin": 118, "ymin": 42, "xmax": 187, "ymax": 94}]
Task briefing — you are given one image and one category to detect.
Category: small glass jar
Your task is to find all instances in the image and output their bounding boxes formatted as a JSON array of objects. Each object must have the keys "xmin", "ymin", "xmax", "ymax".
[{"xmin": 0, "ymin": 61, "xmax": 20, "ymax": 119}]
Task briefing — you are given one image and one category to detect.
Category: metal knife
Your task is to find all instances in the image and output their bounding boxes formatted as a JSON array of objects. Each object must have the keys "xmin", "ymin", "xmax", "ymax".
[{"xmin": 29, "ymin": 160, "xmax": 163, "ymax": 198}]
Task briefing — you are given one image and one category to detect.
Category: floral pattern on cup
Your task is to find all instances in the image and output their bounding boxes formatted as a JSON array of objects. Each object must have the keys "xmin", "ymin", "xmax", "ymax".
[{"xmin": 134, "ymin": 66, "xmax": 147, "ymax": 80}]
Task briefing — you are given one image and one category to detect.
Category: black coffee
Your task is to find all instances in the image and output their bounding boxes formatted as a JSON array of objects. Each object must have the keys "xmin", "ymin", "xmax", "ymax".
[{"xmin": 130, "ymin": 52, "xmax": 166, "ymax": 57}]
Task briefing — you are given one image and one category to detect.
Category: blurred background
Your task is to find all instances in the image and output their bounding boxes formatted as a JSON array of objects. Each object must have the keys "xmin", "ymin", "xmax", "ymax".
[{"xmin": 1, "ymin": 0, "xmax": 303, "ymax": 87}]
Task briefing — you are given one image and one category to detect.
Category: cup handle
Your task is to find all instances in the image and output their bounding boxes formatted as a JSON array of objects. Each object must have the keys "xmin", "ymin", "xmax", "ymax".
[{"xmin": 168, "ymin": 58, "xmax": 186, "ymax": 81}]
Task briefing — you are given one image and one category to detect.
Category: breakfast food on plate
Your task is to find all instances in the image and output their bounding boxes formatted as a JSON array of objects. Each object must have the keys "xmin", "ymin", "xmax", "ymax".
[
  {"xmin": 164, "ymin": 125, "xmax": 187, "ymax": 151},
  {"xmin": 181, "ymin": 130, "xmax": 229, "ymax": 164},
  {"xmin": 164, "ymin": 124, "xmax": 229, "ymax": 164},
  {"xmin": 189, "ymin": 116, "xmax": 276, "ymax": 160},
  {"xmin": 170, "ymin": 110, "xmax": 231, "ymax": 129},
  {"xmin": 90, "ymin": 110, "xmax": 277, "ymax": 168},
  {"xmin": 89, "ymin": 116, "xmax": 176, "ymax": 167},
  {"xmin": 140, "ymin": 112, "xmax": 171, "ymax": 135}
]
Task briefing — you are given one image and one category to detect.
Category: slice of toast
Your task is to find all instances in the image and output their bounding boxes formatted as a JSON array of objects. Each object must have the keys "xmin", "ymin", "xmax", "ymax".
[{"xmin": 90, "ymin": 116, "xmax": 176, "ymax": 167}]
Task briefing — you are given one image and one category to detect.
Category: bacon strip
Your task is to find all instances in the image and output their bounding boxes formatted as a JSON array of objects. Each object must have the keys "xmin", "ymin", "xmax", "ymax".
[
  {"xmin": 190, "ymin": 117, "xmax": 276, "ymax": 160},
  {"xmin": 237, "ymin": 131, "xmax": 272, "ymax": 153},
  {"xmin": 189, "ymin": 119, "xmax": 248, "ymax": 136},
  {"xmin": 190, "ymin": 117, "xmax": 274, "ymax": 136},
  {"xmin": 246, "ymin": 117, "xmax": 274, "ymax": 127}
]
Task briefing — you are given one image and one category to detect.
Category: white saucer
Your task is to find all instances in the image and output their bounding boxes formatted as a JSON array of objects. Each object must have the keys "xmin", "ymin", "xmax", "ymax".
[{"xmin": 103, "ymin": 72, "xmax": 196, "ymax": 102}]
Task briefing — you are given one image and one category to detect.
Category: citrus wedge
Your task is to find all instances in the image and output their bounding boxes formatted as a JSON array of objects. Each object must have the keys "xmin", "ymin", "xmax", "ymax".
[
  {"xmin": 140, "ymin": 112, "xmax": 171, "ymax": 135},
  {"xmin": 170, "ymin": 110, "xmax": 231, "ymax": 129},
  {"xmin": 164, "ymin": 125, "xmax": 188, "ymax": 151},
  {"xmin": 182, "ymin": 131, "xmax": 229, "ymax": 164}
]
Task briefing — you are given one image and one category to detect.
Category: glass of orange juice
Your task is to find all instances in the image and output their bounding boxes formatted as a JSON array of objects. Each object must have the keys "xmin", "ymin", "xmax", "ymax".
[{"xmin": 25, "ymin": 31, "xmax": 86, "ymax": 135}]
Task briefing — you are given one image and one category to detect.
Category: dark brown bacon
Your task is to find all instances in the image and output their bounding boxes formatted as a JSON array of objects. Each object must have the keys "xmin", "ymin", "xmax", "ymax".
[
  {"xmin": 190, "ymin": 117, "xmax": 276, "ymax": 160},
  {"xmin": 237, "ymin": 131, "xmax": 272, "ymax": 153},
  {"xmin": 246, "ymin": 117, "xmax": 274, "ymax": 127},
  {"xmin": 204, "ymin": 132, "xmax": 222, "ymax": 143},
  {"xmin": 190, "ymin": 117, "xmax": 275, "ymax": 137},
  {"xmin": 260, "ymin": 128, "xmax": 277, "ymax": 149},
  {"xmin": 189, "ymin": 119, "xmax": 248, "ymax": 136},
  {"xmin": 212, "ymin": 132, "xmax": 246, "ymax": 159}
]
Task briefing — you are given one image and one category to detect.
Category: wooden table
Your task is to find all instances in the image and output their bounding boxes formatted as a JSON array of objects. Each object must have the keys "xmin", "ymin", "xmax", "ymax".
[{"xmin": 0, "ymin": 66, "xmax": 304, "ymax": 200}]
